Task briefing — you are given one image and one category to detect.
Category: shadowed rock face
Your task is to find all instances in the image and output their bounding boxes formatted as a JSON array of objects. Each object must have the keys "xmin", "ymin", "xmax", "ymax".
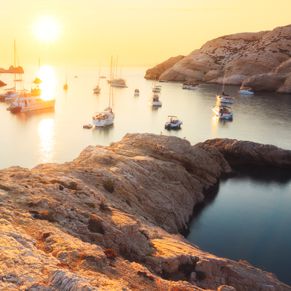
[
  {"xmin": 145, "ymin": 25, "xmax": 291, "ymax": 93},
  {"xmin": 0, "ymin": 133, "xmax": 290, "ymax": 291}
]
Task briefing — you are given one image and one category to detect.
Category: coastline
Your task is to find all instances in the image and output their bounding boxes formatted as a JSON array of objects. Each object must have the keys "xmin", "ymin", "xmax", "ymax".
[{"xmin": 0, "ymin": 133, "xmax": 290, "ymax": 290}]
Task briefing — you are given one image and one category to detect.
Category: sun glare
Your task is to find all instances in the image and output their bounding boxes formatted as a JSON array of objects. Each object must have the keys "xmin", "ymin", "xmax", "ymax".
[
  {"xmin": 36, "ymin": 65, "xmax": 57, "ymax": 101},
  {"xmin": 33, "ymin": 16, "xmax": 60, "ymax": 43}
]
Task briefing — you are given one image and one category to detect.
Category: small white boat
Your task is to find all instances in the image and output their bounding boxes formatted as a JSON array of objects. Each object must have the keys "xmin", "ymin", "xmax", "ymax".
[
  {"xmin": 182, "ymin": 83, "xmax": 197, "ymax": 90},
  {"xmin": 92, "ymin": 107, "xmax": 114, "ymax": 127},
  {"xmin": 152, "ymin": 86, "xmax": 161, "ymax": 93},
  {"xmin": 216, "ymin": 95, "xmax": 234, "ymax": 104},
  {"xmin": 7, "ymin": 93, "xmax": 55, "ymax": 113},
  {"xmin": 239, "ymin": 87, "xmax": 254, "ymax": 95},
  {"xmin": 165, "ymin": 116, "xmax": 182, "ymax": 130},
  {"xmin": 151, "ymin": 94, "xmax": 162, "ymax": 107},
  {"xmin": 134, "ymin": 89, "xmax": 139, "ymax": 96},
  {"xmin": 212, "ymin": 106, "xmax": 233, "ymax": 121}
]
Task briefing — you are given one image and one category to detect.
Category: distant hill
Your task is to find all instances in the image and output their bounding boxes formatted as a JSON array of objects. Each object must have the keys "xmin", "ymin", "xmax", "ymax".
[{"xmin": 145, "ymin": 24, "xmax": 291, "ymax": 93}]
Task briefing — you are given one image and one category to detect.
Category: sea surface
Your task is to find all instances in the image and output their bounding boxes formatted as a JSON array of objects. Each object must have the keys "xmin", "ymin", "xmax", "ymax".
[
  {"xmin": 1, "ymin": 66, "xmax": 291, "ymax": 284},
  {"xmin": 1, "ymin": 66, "xmax": 290, "ymax": 169},
  {"xmin": 187, "ymin": 173, "xmax": 291, "ymax": 285}
]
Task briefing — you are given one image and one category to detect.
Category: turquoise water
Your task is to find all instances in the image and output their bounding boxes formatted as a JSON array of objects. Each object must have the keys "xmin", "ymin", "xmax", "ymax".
[{"xmin": 187, "ymin": 173, "xmax": 291, "ymax": 285}]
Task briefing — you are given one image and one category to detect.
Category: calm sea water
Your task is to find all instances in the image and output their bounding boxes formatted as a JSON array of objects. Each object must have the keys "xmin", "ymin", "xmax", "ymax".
[
  {"xmin": 0, "ymin": 66, "xmax": 291, "ymax": 169},
  {"xmin": 1, "ymin": 66, "xmax": 291, "ymax": 283},
  {"xmin": 187, "ymin": 174, "xmax": 291, "ymax": 285}
]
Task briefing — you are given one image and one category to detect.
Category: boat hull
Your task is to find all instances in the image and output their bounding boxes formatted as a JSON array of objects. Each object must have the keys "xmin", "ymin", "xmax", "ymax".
[
  {"xmin": 239, "ymin": 90, "xmax": 254, "ymax": 95},
  {"xmin": 8, "ymin": 99, "xmax": 55, "ymax": 113},
  {"xmin": 165, "ymin": 121, "xmax": 182, "ymax": 130}
]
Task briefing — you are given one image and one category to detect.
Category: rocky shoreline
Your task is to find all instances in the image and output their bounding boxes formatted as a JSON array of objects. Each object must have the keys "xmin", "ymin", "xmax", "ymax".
[
  {"xmin": 0, "ymin": 133, "xmax": 290, "ymax": 290},
  {"xmin": 145, "ymin": 25, "xmax": 291, "ymax": 93}
]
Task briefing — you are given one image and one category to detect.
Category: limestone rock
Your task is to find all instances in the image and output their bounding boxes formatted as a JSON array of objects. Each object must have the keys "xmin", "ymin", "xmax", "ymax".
[
  {"xmin": 0, "ymin": 134, "xmax": 290, "ymax": 290},
  {"xmin": 144, "ymin": 55, "xmax": 184, "ymax": 80},
  {"xmin": 145, "ymin": 25, "xmax": 291, "ymax": 93}
]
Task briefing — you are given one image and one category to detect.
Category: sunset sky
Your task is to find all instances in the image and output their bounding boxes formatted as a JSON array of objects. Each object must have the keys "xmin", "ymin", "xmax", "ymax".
[{"xmin": 0, "ymin": 0, "xmax": 290, "ymax": 67}]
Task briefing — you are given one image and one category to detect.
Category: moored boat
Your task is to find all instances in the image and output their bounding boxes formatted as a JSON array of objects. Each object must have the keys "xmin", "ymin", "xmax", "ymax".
[
  {"xmin": 182, "ymin": 83, "xmax": 197, "ymax": 90},
  {"xmin": 109, "ymin": 78, "xmax": 127, "ymax": 88},
  {"xmin": 93, "ymin": 85, "xmax": 101, "ymax": 94},
  {"xmin": 152, "ymin": 85, "xmax": 161, "ymax": 93},
  {"xmin": 165, "ymin": 116, "xmax": 182, "ymax": 130},
  {"xmin": 7, "ymin": 92, "xmax": 55, "ymax": 113},
  {"xmin": 134, "ymin": 89, "xmax": 139, "ymax": 96},
  {"xmin": 212, "ymin": 105, "xmax": 233, "ymax": 121},
  {"xmin": 151, "ymin": 94, "xmax": 162, "ymax": 107},
  {"xmin": 92, "ymin": 107, "xmax": 114, "ymax": 127},
  {"xmin": 216, "ymin": 94, "xmax": 234, "ymax": 104},
  {"xmin": 239, "ymin": 87, "xmax": 254, "ymax": 95}
]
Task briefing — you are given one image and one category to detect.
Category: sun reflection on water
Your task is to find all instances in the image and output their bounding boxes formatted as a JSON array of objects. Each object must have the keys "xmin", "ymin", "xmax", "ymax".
[
  {"xmin": 38, "ymin": 118, "xmax": 55, "ymax": 163},
  {"xmin": 35, "ymin": 65, "xmax": 57, "ymax": 101}
]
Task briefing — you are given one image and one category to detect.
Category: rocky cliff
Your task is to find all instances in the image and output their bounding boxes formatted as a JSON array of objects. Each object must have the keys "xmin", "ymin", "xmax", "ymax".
[
  {"xmin": 0, "ymin": 133, "xmax": 290, "ymax": 291},
  {"xmin": 145, "ymin": 25, "xmax": 291, "ymax": 93}
]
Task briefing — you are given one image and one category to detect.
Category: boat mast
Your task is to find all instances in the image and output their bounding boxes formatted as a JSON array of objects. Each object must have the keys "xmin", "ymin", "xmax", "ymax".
[
  {"xmin": 109, "ymin": 56, "xmax": 113, "ymax": 108},
  {"xmin": 13, "ymin": 40, "xmax": 16, "ymax": 89}
]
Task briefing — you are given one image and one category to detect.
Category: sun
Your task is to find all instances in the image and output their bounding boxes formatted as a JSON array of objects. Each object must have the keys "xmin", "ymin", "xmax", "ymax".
[{"xmin": 33, "ymin": 16, "xmax": 60, "ymax": 43}]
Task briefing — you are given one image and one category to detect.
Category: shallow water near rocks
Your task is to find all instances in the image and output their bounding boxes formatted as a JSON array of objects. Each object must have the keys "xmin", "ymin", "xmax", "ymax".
[{"xmin": 187, "ymin": 172, "xmax": 291, "ymax": 285}]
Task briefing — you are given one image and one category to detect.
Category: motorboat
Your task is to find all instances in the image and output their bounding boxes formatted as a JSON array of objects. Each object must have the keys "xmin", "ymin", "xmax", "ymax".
[
  {"xmin": 182, "ymin": 83, "xmax": 197, "ymax": 90},
  {"xmin": 216, "ymin": 94, "xmax": 234, "ymax": 104},
  {"xmin": 165, "ymin": 116, "xmax": 182, "ymax": 130},
  {"xmin": 7, "ymin": 92, "xmax": 55, "ymax": 113},
  {"xmin": 239, "ymin": 87, "xmax": 254, "ymax": 95},
  {"xmin": 151, "ymin": 94, "xmax": 162, "ymax": 107},
  {"xmin": 212, "ymin": 105, "xmax": 233, "ymax": 121},
  {"xmin": 152, "ymin": 85, "xmax": 161, "ymax": 93},
  {"xmin": 134, "ymin": 89, "xmax": 139, "ymax": 97},
  {"xmin": 92, "ymin": 107, "xmax": 114, "ymax": 127},
  {"xmin": 109, "ymin": 78, "xmax": 127, "ymax": 88}
]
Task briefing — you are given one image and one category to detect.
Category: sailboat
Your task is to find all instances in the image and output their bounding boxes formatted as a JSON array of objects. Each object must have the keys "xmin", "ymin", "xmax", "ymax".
[
  {"xmin": 0, "ymin": 41, "xmax": 24, "ymax": 102},
  {"xmin": 92, "ymin": 58, "xmax": 115, "ymax": 127},
  {"xmin": 216, "ymin": 77, "xmax": 234, "ymax": 104},
  {"xmin": 108, "ymin": 57, "xmax": 127, "ymax": 88}
]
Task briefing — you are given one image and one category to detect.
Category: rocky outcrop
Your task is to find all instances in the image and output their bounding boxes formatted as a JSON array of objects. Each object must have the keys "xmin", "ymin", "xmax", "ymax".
[
  {"xmin": 199, "ymin": 138, "xmax": 291, "ymax": 169},
  {"xmin": 0, "ymin": 133, "xmax": 290, "ymax": 290},
  {"xmin": 145, "ymin": 25, "xmax": 291, "ymax": 93},
  {"xmin": 145, "ymin": 55, "xmax": 184, "ymax": 80}
]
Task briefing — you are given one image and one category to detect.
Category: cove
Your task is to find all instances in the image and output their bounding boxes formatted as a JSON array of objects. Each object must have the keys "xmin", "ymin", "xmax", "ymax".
[{"xmin": 187, "ymin": 169, "xmax": 291, "ymax": 285}]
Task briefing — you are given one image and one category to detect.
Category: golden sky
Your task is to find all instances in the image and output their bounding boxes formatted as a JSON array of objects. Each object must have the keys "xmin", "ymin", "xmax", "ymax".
[{"xmin": 0, "ymin": 0, "xmax": 290, "ymax": 67}]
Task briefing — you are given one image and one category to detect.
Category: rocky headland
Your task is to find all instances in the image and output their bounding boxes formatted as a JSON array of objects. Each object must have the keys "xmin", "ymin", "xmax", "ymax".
[
  {"xmin": 0, "ymin": 133, "xmax": 291, "ymax": 290},
  {"xmin": 145, "ymin": 24, "xmax": 291, "ymax": 93}
]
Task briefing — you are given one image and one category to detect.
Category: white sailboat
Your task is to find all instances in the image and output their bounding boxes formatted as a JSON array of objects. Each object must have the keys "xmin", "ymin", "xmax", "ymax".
[
  {"xmin": 92, "ymin": 58, "xmax": 115, "ymax": 127},
  {"xmin": 0, "ymin": 41, "xmax": 23, "ymax": 102},
  {"xmin": 108, "ymin": 56, "xmax": 127, "ymax": 88}
]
